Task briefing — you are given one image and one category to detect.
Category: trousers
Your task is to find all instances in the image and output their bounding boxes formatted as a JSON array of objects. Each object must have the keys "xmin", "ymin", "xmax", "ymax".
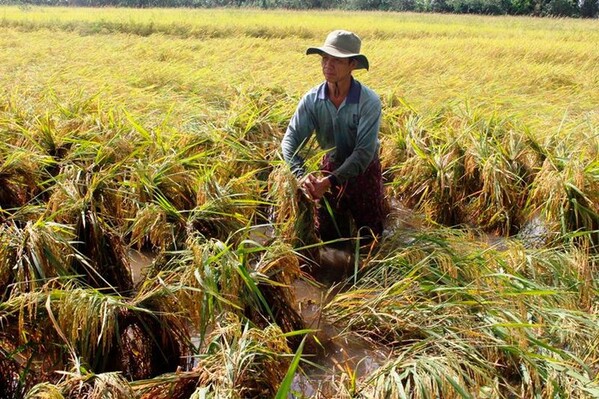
[{"xmin": 316, "ymin": 155, "xmax": 386, "ymax": 246}]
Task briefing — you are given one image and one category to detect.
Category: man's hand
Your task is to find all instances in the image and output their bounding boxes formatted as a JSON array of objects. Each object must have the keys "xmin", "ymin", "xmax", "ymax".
[{"xmin": 300, "ymin": 174, "xmax": 331, "ymax": 201}]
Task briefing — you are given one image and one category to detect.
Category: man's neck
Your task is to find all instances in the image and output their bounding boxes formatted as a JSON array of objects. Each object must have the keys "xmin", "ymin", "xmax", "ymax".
[{"xmin": 326, "ymin": 76, "xmax": 353, "ymax": 107}]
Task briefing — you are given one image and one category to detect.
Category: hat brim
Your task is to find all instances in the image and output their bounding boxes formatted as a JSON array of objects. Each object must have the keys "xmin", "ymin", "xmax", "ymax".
[{"xmin": 306, "ymin": 47, "xmax": 369, "ymax": 71}]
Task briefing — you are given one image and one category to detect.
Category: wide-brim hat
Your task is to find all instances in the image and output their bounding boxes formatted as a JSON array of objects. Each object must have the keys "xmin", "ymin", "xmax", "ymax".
[{"xmin": 306, "ymin": 30, "xmax": 369, "ymax": 71}]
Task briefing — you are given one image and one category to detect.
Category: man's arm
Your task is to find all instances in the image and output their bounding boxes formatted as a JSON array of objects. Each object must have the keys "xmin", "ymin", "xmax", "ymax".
[{"xmin": 281, "ymin": 95, "xmax": 316, "ymax": 178}]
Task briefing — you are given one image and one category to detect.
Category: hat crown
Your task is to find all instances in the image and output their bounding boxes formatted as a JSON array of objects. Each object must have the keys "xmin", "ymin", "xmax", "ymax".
[
  {"xmin": 306, "ymin": 30, "xmax": 369, "ymax": 70},
  {"xmin": 324, "ymin": 30, "xmax": 361, "ymax": 55}
]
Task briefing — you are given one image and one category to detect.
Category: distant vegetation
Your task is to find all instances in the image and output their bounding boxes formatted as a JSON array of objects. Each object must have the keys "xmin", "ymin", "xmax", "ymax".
[{"xmin": 1, "ymin": 0, "xmax": 598, "ymax": 17}]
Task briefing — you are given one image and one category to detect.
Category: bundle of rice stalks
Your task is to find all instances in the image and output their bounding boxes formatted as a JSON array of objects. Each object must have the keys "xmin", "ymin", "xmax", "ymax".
[
  {"xmin": 267, "ymin": 165, "xmax": 319, "ymax": 251},
  {"xmin": 327, "ymin": 226, "xmax": 599, "ymax": 397},
  {"xmin": 198, "ymin": 313, "xmax": 291, "ymax": 398},
  {"xmin": 461, "ymin": 123, "xmax": 540, "ymax": 235},
  {"xmin": 107, "ymin": 308, "xmax": 188, "ymax": 380},
  {"xmin": 223, "ymin": 85, "xmax": 291, "ymax": 175},
  {"xmin": 2, "ymin": 283, "xmax": 190, "ymax": 388},
  {"xmin": 130, "ymin": 155, "xmax": 197, "ymax": 212},
  {"xmin": 190, "ymin": 168, "xmax": 261, "ymax": 244},
  {"xmin": 43, "ymin": 165, "xmax": 134, "ymax": 292},
  {"xmin": 387, "ymin": 105, "xmax": 540, "ymax": 236},
  {"xmin": 378, "ymin": 95, "xmax": 417, "ymax": 172},
  {"xmin": 46, "ymin": 160, "xmax": 132, "ymax": 230},
  {"xmin": 359, "ymin": 338, "xmax": 493, "ymax": 399},
  {"xmin": 188, "ymin": 235, "xmax": 246, "ymax": 316},
  {"xmin": 134, "ymin": 314, "xmax": 291, "ymax": 399},
  {"xmin": 1, "ymin": 291, "xmax": 72, "ymax": 392},
  {"xmin": 528, "ymin": 156, "xmax": 599, "ymax": 247},
  {"xmin": 0, "ymin": 221, "xmax": 77, "ymax": 297},
  {"xmin": 41, "ymin": 288, "xmax": 127, "ymax": 373},
  {"xmin": 25, "ymin": 113, "xmax": 78, "ymax": 177},
  {"xmin": 0, "ymin": 148, "xmax": 53, "ymax": 217},
  {"xmin": 25, "ymin": 372, "xmax": 135, "ymax": 399},
  {"xmin": 72, "ymin": 209, "xmax": 133, "ymax": 293},
  {"xmin": 130, "ymin": 203, "xmax": 181, "ymax": 251},
  {"xmin": 387, "ymin": 111, "xmax": 469, "ymax": 227},
  {"xmin": 139, "ymin": 235, "xmax": 248, "ymax": 344},
  {"xmin": 246, "ymin": 242, "xmax": 305, "ymax": 349}
]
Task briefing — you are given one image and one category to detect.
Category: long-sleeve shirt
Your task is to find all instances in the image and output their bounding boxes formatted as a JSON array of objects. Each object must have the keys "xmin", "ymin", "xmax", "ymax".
[{"xmin": 281, "ymin": 77, "xmax": 382, "ymax": 184}]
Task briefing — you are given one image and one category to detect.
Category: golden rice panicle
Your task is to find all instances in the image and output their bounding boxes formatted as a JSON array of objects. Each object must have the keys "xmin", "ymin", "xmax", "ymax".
[{"xmin": 267, "ymin": 165, "xmax": 318, "ymax": 247}]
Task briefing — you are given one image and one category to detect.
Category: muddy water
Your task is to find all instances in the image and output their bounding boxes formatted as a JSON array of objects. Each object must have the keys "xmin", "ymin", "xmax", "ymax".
[
  {"xmin": 291, "ymin": 277, "xmax": 388, "ymax": 398},
  {"xmin": 128, "ymin": 249, "xmax": 155, "ymax": 284},
  {"xmin": 285, "ymin": 200, "xmax": 433, "ymax": 397}
]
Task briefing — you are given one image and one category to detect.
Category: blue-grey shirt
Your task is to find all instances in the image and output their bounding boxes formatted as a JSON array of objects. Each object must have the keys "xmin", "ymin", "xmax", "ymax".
[{"xmin": 281, "ymin": 77, "xmax": 382, "ymax": 184}]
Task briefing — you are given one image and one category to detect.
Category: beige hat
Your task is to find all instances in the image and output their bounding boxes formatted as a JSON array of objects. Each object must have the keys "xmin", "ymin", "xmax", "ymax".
[{"xmin": 306, "ymin": 30, "xmax": 369, "ymax": 70}]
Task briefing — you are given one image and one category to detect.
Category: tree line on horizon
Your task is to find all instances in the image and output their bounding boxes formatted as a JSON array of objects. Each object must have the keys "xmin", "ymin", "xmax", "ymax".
[{"xmin": 4, "ymin": 0, "xmax": 599, "ymax": 18}]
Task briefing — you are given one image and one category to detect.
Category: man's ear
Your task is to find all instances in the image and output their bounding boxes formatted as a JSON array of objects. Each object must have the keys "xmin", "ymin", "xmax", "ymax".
[{"xmin": 349, "ymin": 58, "xmax": 358, "ymax": 70}]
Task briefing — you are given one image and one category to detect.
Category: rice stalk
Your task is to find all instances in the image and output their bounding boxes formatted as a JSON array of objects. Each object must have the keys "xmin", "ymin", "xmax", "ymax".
[
  {"xmin": 129, "ymin": 203, "xmax": 178, "ymax": 251},
  {"xmin": 243, "ymin": 241, "xmax": 305, "ymax": 348},
  {"xmin": 131, "ymin": 313, "xmax": 291, "ymax": 398},
  {"xmin": 130, "ymin": 154, "xmax": 197, "ymax": 212},
  {"xmin": 2, "ymin": 282, "xmax": 191, "ymax": 384},
  {"xmin": 190, "ymin": 167, "xmax": 263, "ymax": 243},
  {"xmin": 192, "ymin": 313, "xmax": 291, "ymax": 399},
  {"xmin": 327, "ymin": 227, "xmax": 599, "ymax": 396},
  {"xmin": 71, "ymin": 208, "xmax": 133, "ymax": 293},
  {"xmin": 0, "ymin": 145, "xmax": 53, "ymax": 214},
  {"xmin": 138, "ymin": 235, "xmax": 248, "ymax": 346},
  {"xmin": 388, "ymin": 104, "xmax": 546, "ymax": 235},
  {"xmin": 360, "ymin": 337, "xmax": 493, "ymax": 399},
  {"xmin": 388, "ymin": 111, "xmax": 467, "ymax": 226}
]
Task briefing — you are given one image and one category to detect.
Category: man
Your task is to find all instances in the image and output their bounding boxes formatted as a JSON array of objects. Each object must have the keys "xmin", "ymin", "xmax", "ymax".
[{"xmin": 281, "ymin": 30, "xmax": 386, "ymax": 249}]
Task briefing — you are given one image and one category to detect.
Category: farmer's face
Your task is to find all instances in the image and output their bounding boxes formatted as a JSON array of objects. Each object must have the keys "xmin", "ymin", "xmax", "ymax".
[{"xmin": 321, "ymin": 54, "xmax": 355, "ymax": 83}]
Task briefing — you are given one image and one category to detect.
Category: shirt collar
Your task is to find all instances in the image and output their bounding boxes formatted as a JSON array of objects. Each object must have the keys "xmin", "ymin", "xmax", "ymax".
[{"xmin": 317, "ymin": 77, "xmax": 361, "ymax": 104}]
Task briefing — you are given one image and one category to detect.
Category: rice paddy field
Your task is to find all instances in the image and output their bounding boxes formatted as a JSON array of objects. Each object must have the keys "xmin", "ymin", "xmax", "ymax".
[{"xmin": 0, "ymin": 6, "xmax": 598, "ymax": 398}]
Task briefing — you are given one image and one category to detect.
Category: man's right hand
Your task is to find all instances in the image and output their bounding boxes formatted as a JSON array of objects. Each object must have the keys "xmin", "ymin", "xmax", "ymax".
[{"xmin": 300, "ymin": 174, "xmax": 331, "ymax": 201}]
